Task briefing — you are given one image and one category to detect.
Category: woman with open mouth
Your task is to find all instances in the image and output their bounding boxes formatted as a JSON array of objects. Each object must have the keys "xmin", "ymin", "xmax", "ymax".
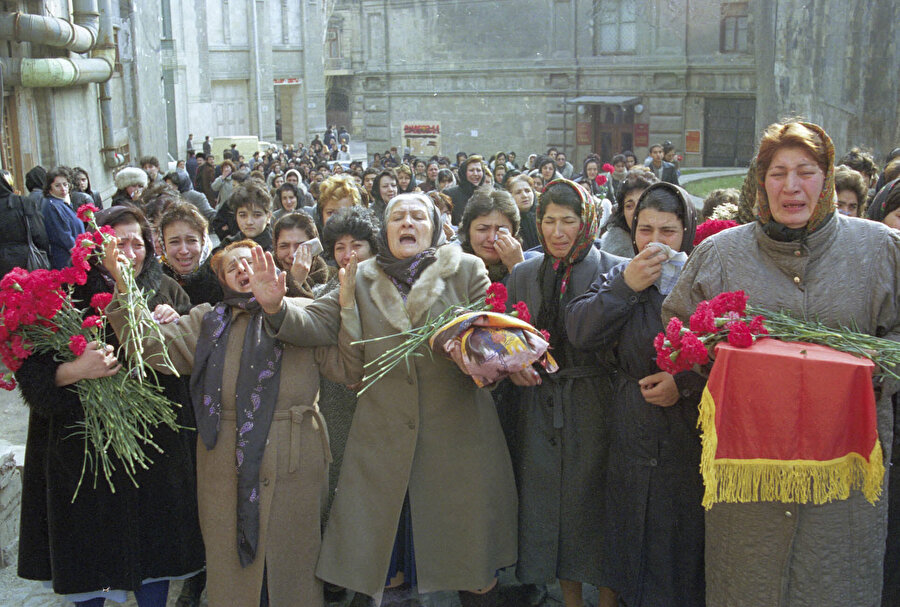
[{"xmin": 105, "ymin": 238, "xmax": 360, "ymax": 607}]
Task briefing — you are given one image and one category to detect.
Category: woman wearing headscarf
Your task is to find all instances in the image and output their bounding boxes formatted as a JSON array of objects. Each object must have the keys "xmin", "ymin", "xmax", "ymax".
[
  {"xmin": 567, "ymin": 183, "xmax": 704, "ymax": 606},
  {"xmin": 106, "ymin": 238, "xmax": 359, "ymax": 607},
  {"xmin": 313, "ymin": 192, "xmax": 517, "ymax": 607},
  {"xmin": 506, "ymin": 173, "xmax": 541, "ymax": 251},
  {"xmin": 505, "ymin": 180, "xmax": 623, "ymax": 607},
  {"xmin": 663, "ymin": 121, "xmax": 900, "ymax": 606}
]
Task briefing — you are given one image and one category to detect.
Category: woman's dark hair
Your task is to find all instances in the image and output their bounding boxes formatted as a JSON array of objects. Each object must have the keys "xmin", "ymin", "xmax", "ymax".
[
  {"xmin": 537, "ymin": 181, "xmax": 582, "ymax": 221},
  {"xmin": 881, "ymin": 181, "xmax": 900, "ymax": 220},
  {"xmin": 458, "ymin": 189, "xmax": 521, "ymax": 255},
  {"xmin": 839, "ymin": 148, "xmax": 877, "ymax": 181},
  {"xmin": 833, "ymin": 165, "xmax": 869, "ymax": 216},
  {"xmin": 72, "ymin": 166, "xmax": 92, "ymax": 192},
  {"xmin": 219, "ymin": 159, "xmax": 236, "ymax": 173},
  {"xmin": 159, "ymin": 202, "xmax": 208, "ymax": 243},
  {"xmin": 611, "ymin": 171, "xmax": 659, "ymax": 230},
  {"xmin": 276, "ymin": 182, "xmax": 301, "ymax": 210},
  {"xmin": 139, "ymin": 182, "xmax": 181, "ymax": 225},
  {"xmin": 536, "ymin": 156, "xmax": 555, "ymax": 173},
  {"xmin": 273, "ymin": 211, "xmax": 318, "ymax": 244},
  {"xmin": 229, "ymin": 179, "xmax": 271, "ymax": 213},
  {"xmin": 437, "ymin": 168, "xmax": 455, "ymax": 185},
  {"xmin": 96, "ymin": 205, "xmax": 155, "ymax": 254},
  {"xmin": 611, "ymin": 154, "xmax": 626, "ymax": 165},
  {"xmin": 371, "ymin": 169, "xmax": 398, "ymax": 204},
  {"xmin": 321, "ymin": 206, "xmax": 380, "ymax": 259},
  {"xmin": 43, "ymin": 167, "xmax": 70, "ymax": 197},
  {"xmin": 633, "ymin": 186, "xmax": 685, "ymax": 229},
  {"xmin": 701, "ymin": 188, "xmax": 740, "ymax": 221}
]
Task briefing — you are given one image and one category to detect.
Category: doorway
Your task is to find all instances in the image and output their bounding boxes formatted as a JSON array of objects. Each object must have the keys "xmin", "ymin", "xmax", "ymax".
[{"xmin": 592, "ymin": 105, "xmax": 635, "ymax": 161}]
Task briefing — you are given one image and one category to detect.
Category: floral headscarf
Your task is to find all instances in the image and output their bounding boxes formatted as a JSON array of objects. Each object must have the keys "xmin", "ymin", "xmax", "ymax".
[{"xmin": 536, "ymin": 179, "xmax": 600, "ymax": 301}]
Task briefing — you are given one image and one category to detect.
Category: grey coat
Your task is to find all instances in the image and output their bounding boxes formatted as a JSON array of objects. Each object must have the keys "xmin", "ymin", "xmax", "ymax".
[
  {"xmin": 662, "ymin": 213, "xmax": 900, "ymax": 607},
  {"xmin": 599, "ymin": 225, "xmax": 634, "ymax": 258},
  {"xmin": 505, "ymin": 246, "xmax": 623, "ymax": 586},
  {"xmin": 316, "ymin": 246, "xmax": 518, "ymax": 598}
]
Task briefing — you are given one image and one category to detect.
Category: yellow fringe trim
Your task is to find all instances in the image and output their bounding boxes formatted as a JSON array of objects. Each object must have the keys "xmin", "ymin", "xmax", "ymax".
[{"xmin": 698, "ymin": 386, "xmax": 885, "ymax": 510}]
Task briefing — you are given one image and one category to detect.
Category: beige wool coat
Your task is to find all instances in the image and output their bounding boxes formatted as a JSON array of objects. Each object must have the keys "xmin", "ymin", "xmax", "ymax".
[
  {"xmin": 111, "ymin": 293, "xmax": 356, "ymax": 607},
  {"xmin": 311, "ymin": 245, "xmax": 518, "ymax": 599},
  {"xmin": 662, "ymin": 213, "xmax": 900, "ymax": 607}
]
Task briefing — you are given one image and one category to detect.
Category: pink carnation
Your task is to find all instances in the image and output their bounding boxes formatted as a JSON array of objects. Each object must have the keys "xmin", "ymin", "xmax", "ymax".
[
  {"xmin": 679, "ymin": 332, "xmax": 709, "ymax": 366},
  {"xmin": 90, "ymin": 292, "xmax": 114, "ymax": 312},
  {"xmin": 513, "ymin": 301, "xmax": 531, "ymax": 324},
  {"xmin": 748, "ymin": 315, "xmax": 768, "ymax": 336},
  {"xmin": 595, "ymin": 174, "xmax": 608, "ymax": 186},
  {"xmin": 709, "ymin": 291, "xmax": 748, "ymax": 316}
]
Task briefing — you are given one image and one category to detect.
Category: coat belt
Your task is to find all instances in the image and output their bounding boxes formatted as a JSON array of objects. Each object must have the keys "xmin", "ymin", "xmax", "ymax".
[
  {"xmin": 222, "ymin": 405, "xmax": 332, "ymax": 472},
  {"xmin": 543, "ymin": 365, "xmax": 607, "ymax": 429}
]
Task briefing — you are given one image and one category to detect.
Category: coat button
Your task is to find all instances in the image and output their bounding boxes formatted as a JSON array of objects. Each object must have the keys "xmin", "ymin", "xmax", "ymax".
[
  {"xmin": 794, "ymin": 250, "xmax": 802, "ymax": 256},
  {"xmin": 262, "ymin": 478, "xmax": 270, "ymax": 486},
  {"xmin": 549, "ymin": 437, "xmax": 557, "ymax": 446},
  {"xmin": 649, "ymin": 458, "xmax": 659, "ymax": 467},
  {"xmin": 793, "ymin": 276, "xmax": 801, "ymax": 285},
  {"xmin": 628, "ymin": 295, "xmax": 638, "ymax": 304},
  {"xmin": 406, "ymin": 420, "xmax": 415, "ymax": 429},
  {"xmin": 785, "ymin": 510, "xmax": 792, "ymax": 518}
]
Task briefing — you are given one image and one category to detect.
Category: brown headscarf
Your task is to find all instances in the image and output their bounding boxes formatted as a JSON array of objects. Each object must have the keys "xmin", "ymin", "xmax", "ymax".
[{"xmin": 755, "ymin": 121, "xmax": 836, "ymax": 237}]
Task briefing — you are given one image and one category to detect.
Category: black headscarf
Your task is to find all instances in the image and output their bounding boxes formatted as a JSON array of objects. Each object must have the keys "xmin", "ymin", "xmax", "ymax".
[{"xmin": 375, "ymin": 193, "xmax": 446, "ymax": 299}]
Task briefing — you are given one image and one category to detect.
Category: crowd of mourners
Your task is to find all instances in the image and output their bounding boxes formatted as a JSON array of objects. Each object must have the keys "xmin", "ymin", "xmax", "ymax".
[{"xmin": 1, "ymin": 119, "xmax": 900, "ymax": 607}]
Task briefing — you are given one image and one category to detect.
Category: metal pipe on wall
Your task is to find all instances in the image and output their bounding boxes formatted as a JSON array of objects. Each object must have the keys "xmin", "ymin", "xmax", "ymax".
[
  {"xmin": 94, "ymin": 0, "xmax": 123, "ymax": 167},
  {"xmin": 0, "ymin": 0, "xmax": 99, "ymax": 53}
]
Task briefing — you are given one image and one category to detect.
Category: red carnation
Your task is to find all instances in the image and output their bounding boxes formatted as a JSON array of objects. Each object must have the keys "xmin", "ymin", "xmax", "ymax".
[
  {"xmin": 709, "ymin": 290, "xmax": 748, "ymax": 316},
  {"xmin": 76, "ymin": 203, "xmax": 99, "ymax": 223},
  {"xmin": 81, "ymin": 315, "xmax": 103, "ymax": 329},
  {"xmin": 540, "ymin": 329, "xmax": 551, "ymax": 342},
  {"xmin": 513, "ymin": 301, "xmax": 531, "ymax": 323},
  {"xmin": 485, "ymin": 282, "xmax": 508, "ymax": 313},
  {"xmin": 679, "ymin": 331, "xmax": 709, "ymax": 366},
  {"xmin": 748, "ymin": 315, "xmax": 768, "ymax": 336},
  {"xmin": 665, "ymin": 317, "xmax": 684, "ymax": 348},
  {"xmin": 689, "ymin": 301, "xmax": 718, "ymax": 334},
  {"xmin": 727, "ymin": 322, "xmax": 754, "ymax": 348},
  {"xmin": 90, "ymin": 292, "xmax": 114, "ymax": 312},
  {"xmin": 693, "ymin": 219, "xmax": 738, "ymax": 246},
  {"xmin": 68, "ymin": 334, "xmax": 88, "ymax": 357},
  {"xmin": 0, "ymin": 373, "xmax": 17, "ymax": 391},
  {"xmin": 595, "ymin": 174, "xmax": 608, "ymax": 186},
  {"xmin": 602, "ymin": 163, "xmax": 615, "ymax": 173}
]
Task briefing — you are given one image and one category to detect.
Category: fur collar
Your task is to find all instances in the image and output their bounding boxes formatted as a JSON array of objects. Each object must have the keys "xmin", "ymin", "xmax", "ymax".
[{"xmin": 360, "ymin": 245, "xmax": 463, "ymax": 332}]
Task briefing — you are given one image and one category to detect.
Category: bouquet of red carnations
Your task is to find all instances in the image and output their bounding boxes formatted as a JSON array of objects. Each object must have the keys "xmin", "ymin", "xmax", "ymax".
[
  {"xmin": 0, "ymin": 204, "xmax": 180, "ymax": 499},
  {"xmin": 655, "ymin": 290, "xmax": 900, "ymax": 377},
  {"xmin": 354, "ymin": 282, "xmax": 557, "ymax": 395}
]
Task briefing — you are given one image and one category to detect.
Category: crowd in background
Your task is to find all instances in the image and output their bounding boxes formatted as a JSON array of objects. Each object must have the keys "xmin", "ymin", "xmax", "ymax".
[{"xmin": 1, "ymin": 121, "xmax": 900, "ymax": 607}]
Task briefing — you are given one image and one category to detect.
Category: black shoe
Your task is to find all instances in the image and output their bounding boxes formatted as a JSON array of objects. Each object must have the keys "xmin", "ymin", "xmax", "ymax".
[
  {"xmin": 324, "ymin": 582, "xmax": 347, "ymax": 602},
  {"xmin": 459, "ymin": 585, "xmax": 501, "ymax": 607}
]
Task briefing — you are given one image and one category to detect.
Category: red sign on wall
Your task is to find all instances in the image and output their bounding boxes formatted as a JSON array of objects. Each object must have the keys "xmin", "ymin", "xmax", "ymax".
[
  {"xmin": 633, "ymin": 123, "xmax": 649, "ymax": 148},
  {"xmin": 685, "ymin": 130, "xmax": 702, "ymax": 154}
]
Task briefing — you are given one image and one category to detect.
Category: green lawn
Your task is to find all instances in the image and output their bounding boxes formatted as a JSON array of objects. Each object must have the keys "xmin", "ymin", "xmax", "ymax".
[{"xmin": 683, "ymin": 174, "xmax": 745, "ymax": 199}]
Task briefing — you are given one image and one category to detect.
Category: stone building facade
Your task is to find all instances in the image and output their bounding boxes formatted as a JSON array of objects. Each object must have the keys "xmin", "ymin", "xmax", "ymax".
[{"xmin": 326, "ymin": 0, "xmax": 900, "ymax": 167}]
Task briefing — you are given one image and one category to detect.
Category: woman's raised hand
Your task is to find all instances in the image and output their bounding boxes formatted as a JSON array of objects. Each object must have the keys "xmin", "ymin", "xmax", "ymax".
[
  {"xmin": 244, "ymin": 246, "xmax": 287, "ymax": 314},
  {"xmin": 494, "ymin": 231, "xmax": 525, "ymax": 271},
  {"xmin": 102, "ymin": 237, "xmax": 129, "ymax": 292},
  {"xmin": 338, "ymin": 252, "xmax": 358, "ymax": 308},
  {"xmin": 290, "ymin": 243, "xmax": 313, "ymax": 286},
  {"xmin": 623, "ymin": 245, "xmax": 665, "ymax": 292}
]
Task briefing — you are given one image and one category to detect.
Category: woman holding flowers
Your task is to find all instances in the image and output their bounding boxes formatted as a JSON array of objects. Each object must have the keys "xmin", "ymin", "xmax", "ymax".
[
  {"xmin": 106, "ymin": 239, "xmax": 359, "ymax": 607},
  {"xmin": 663, "ymin": 121, "xmax": 900, "ymax": 606},
  {"xmin": 312, "ymin": 192, "xmax": 516, "ymax": 607},
  {"xmin": 566, "ymin": 182, "xmax": 704, "ymax": 606},
  {"xmin": 15, "ymin": 205, "xmax": 203, "ymax": 606},
  {"xmin": 504, "ymin": 180, "xmax": 623, "ymax": 607}
]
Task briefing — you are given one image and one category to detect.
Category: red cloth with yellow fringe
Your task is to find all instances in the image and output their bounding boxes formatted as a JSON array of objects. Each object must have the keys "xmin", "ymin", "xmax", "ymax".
[{"xmin": 699, "ymin": 338, "xmax": 884, "ymax": 509}]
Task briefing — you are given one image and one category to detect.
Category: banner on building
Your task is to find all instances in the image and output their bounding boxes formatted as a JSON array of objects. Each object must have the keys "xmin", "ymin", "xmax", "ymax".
[
  {"xmin": 576, "ymin": 122, "xmax": 592, "ymax": 146},
  {"xmin": 634, "ymin": 123, "xmax": 649, "ymax": 148},
  {"xmin": 402, "ymin": 121, "xmax": 441, "ymax": 158}
]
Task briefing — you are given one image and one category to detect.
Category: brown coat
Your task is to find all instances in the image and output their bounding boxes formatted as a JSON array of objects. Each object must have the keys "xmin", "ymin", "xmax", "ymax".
[
  {"xmin": 312, "ymin": 245, "xmax": 518, "ymax": 598},
  {"xmin": 110, "ymin": 293, "xmax": 356, "ymax": 607},
  {"xmin": 662, "ymin": 214, "xmax": 900, "ymax": 606}
]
